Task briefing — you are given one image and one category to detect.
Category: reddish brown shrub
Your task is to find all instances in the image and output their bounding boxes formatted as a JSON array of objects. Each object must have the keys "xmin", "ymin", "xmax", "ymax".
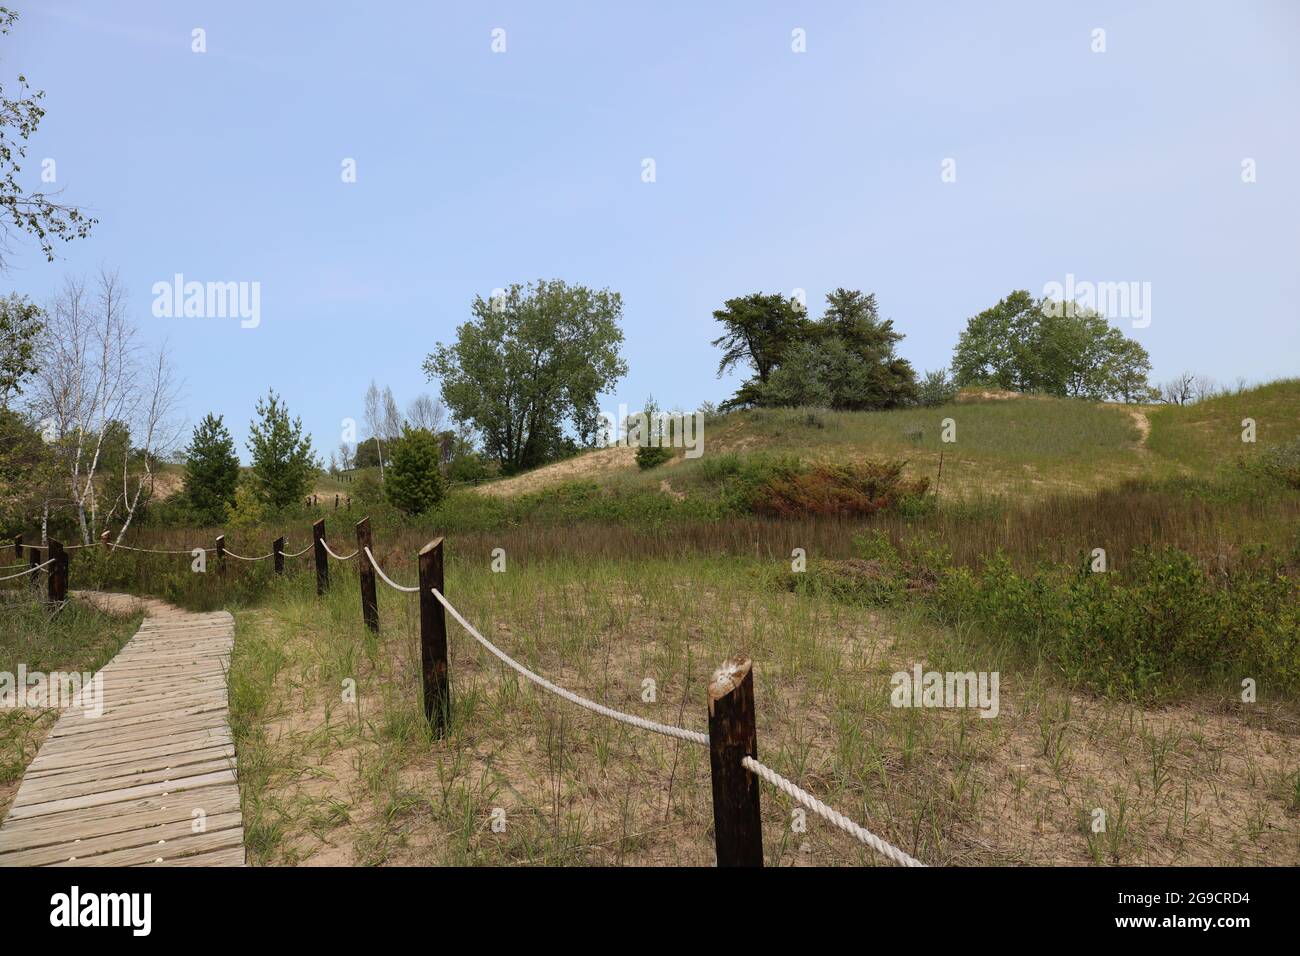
[{"xmin": 749, "ymin": 460, "xmax": 928, "ymax": 517}]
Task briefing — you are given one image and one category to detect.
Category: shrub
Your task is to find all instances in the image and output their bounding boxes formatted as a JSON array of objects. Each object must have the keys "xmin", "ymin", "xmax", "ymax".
[
  {"xmin": 636, "ymin": 445, "xmax": 673, "ymax": 470},
  {"xmin": 448, "ymin": 451, "xmax": 490, "ymax": 483},
  {"xmin": 1246, "ymin": 437, "xmax": 1300, "ymax": 489},
  {"xmin": 748, "ymin": 459, "xmax": 929, "ymax": 517},
  {"xmin": 384, "ymin": 427, "xmax": 447, "ymax": 515},
  {"xmin": 915, "ymin": 368, "xmax": 959, "ymax": 407},
  {"xmin": 224, "ymin": 481, "xmax": 267, "ymax": 531}
]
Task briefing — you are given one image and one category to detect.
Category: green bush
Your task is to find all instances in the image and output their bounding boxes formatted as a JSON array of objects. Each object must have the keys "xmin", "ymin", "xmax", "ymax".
[
  {"xmin": 384, "ymin": 427, "xmax": 447, "ymax": 516},
  {"xmin": 636, "ymin": 445, "xmax": 673, "ymax": 470},
  {"xmin": 802, "ymin": 532, "xmax": 1300, "ymax": 700},
  {"xmin": 1247, "ymin": 437, "xmax": 1300, "ymax": 489}
]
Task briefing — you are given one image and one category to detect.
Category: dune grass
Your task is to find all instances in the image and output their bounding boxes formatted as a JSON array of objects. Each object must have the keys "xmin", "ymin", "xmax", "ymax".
[
  {"xmin": 219, "ymin": 551, "xmax": 1299, "ymax": 866},
  {"xmin": 21, "ymin": 380, "xmax": 1298, "ymax": 866},
  {"xmin": 1148, "ymin": 378, "xmax": 1300, "ymax": 472}
]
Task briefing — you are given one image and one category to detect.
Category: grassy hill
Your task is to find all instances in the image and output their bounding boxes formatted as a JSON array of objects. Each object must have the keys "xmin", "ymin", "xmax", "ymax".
[{"xmin": 479, "ymin": 380, "xmax": 1300, "ymax": 504}]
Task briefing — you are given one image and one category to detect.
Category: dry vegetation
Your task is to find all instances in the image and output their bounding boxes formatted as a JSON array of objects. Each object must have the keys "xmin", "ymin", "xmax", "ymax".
[{"xmin": 227, "ymin": 557, "xmax": 1299, "ymax": 867}]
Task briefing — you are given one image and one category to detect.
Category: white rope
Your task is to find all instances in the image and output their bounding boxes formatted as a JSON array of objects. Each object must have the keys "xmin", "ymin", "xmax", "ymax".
[
  {"xmin": 430, "ymin": 587, "xmax": 709, "ymax": 746},
  {"xmin": 282, "ymin": 545, "xmax": 312, "ymax": 558},
  {"xmin": 319, "ymin": 539, "xmax": 358, "ymax": 561},
  {"xmin": 108, "ymin": 542, "xmax": 215, "ymax": 555},
  {"xmin": 0, "ymin": 559, "xmax": 53, "ymax": 581},
  {"xmin": 223, "ymin": 549, "xmax": 274, "ymax": 562},
  {"xmin": 741, "ymin": 756, "xmax": 925, "ymax": 867},
  {"xmin": 362, "ymin": 546, "xmax": 419, "ymax": 592},
  {"xmin": 433, "ymin": 587, "xmax": 919, "ymax": 865}
]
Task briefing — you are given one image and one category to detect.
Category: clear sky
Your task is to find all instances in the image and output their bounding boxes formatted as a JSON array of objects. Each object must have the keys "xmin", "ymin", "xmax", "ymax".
[{"xmin": 6, "ymin": 1, "xmax": 1299, "ymax": 461}]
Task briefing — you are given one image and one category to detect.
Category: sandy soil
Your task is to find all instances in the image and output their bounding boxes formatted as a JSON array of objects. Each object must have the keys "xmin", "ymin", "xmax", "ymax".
[{"xmin": 474, "ymin": 446, "xmax": 641, "ymax": 498}]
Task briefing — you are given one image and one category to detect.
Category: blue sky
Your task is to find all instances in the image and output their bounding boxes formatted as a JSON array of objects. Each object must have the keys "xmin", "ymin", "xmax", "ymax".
[{"xmin": 6, "ymin": 1, "xmax": 1299, "ymax": 461}]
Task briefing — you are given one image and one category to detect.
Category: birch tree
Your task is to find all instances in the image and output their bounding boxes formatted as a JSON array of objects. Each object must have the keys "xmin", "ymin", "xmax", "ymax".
[{"xmin": 28, "ymin": 269, "xmax": 181, "ymax": 545}]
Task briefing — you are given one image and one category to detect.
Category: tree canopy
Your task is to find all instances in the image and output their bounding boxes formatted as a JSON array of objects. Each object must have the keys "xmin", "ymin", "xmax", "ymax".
[
  {"xmin": 0, "ymin": 292, "xmax": 41, "ymax": 405},
  {"xmin": 714, "ymin": 289, "xmax": 917, "ymax": 410},
  {"xmin": 952, "ymin": 291, "xmax": 1154, "ymax": 401},
  {"xmin": 0, "ymin": 8, "xmax": 95, "ymax": 268},
  {"xmin": 424, "ymin": 280, "xmax": 628, "ymax": 474}
]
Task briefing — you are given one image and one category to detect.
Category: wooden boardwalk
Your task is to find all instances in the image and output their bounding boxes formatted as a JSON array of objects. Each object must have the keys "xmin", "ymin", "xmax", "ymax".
[{"xmin": 0, "ymin": 594, "xmax": 245, "ymax": 866}]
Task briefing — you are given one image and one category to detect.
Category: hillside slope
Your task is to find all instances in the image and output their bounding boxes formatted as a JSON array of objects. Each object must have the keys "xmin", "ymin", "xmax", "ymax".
[{"xmin": 475, "ymin": 381, "xmax": 1299, "ymax": 502}]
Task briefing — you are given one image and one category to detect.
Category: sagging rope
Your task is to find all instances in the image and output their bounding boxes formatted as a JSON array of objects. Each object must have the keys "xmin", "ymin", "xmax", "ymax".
[
  {"xmin": 283, "ymin": 545, "xmax": 313, "ymax": 558},
  {"xmin": 108, "ymin": 542, "xmax": 216, "ymax": 555},
  {"xmin": 429, "ymin": 585, "xmax": 922, "ymax": 867},
  {"xmin": 741, "ymin": 756, "xmax": 924, "ymax": 867},
  {"xmin": 223, "ymin": 549, "xmax": 275, "ymax": 562},
  {"xmin": 320, "ymin": 539, "xmax": 358, "ymax": 561},
  {"xmin": 430, "ymin": 586, "xmax": 710, "ymax": 746},
  {"xmin": 362, "ymin": 546, "xmax": 420, "ymax": 593},
  {"xmin": 0, "ymin": 559, "xmax": 54, "ymax": 582}
]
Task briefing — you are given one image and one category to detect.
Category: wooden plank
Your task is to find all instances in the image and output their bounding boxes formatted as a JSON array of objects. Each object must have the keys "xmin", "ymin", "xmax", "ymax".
[
  {"xmin": 0, "ymin": 786, "xmax": 240, "ymax": 852},
  {"xmin": 46, "ymin": 825, "xmax": 244, "ymax": 867},
  {"xmin": 0, "ymin": 595, "xmax": 244, "ymax": 867},
  {"xmin": 13, "ymin": 758, "xmax": 237, "ymax": 806},
  {"xmin": 18, "ymin": 744, "xmax": 235, "ymax": 790},
  {"xmin": 0, "ymin": 812, "xmax": 243, "ymax": 866},
  {"xmin": 143, "ymin": 845, "xmax": 246, "ymax": 867}
]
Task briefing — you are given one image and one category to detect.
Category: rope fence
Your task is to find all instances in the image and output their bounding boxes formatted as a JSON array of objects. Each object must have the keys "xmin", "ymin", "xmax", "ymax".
[
  {"xmin": 0, "ymin": 558, "xmax": 53, "ymax": 582},
  {"xmin": 2, "ymin": 518, "xmax": 926, "ymax": 868},
  {"xmin": 320, "ymin": 539, "xmax": 358, "ymax": 561}
]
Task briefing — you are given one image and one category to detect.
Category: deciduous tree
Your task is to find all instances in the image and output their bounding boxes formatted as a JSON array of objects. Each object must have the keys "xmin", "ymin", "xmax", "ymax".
[{"xmin": 424, "ymin": 280, "xmax": 627, "ymax": 474}]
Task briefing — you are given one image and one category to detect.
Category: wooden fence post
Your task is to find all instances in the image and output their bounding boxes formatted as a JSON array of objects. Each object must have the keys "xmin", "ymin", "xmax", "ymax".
[
  {"xmin": 273, "ymin": 536, "xmax": 285, "ymax": 575},
  {"xmin": 313, "ymin": 519, "xmax": 329, "ymax": 594},
  {"xmin": 47, "ymin": 539, "xmax": 67, "ymax": 603},
  {"xmin": 13, "ymin": 533, "xmax": 21, "ymax": 561},
  {"xmin": 99, "ymin": 530, "xmax": 110, "ymax": 551},
  {"xmin": 334, "ymin": 494, "xmax": 339, "ymax": 511},
  {"xmin": 28, "ymin": 543, "xmax": 40, "ymax": 592},
  {"xmin": 215, "ymin": 534, "xmax": 225, "ymax": 576},
  {"xmin": 708, "ymin": 658, "xmax": 763, "ymax": 867},
  {"xmin": 356, "ymin": 517, "xmax": 378, "ymax": 632},
  {"xmin": 418, "ymin": 537, "xmax": 449, "ymax": 736}
]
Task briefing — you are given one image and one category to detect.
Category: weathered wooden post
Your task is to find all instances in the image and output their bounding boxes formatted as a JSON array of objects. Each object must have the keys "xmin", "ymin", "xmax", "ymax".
[
  {"xmin": 334, "ymin": 494, "xmax": 339, "ymax": 511},
  {"xmin": 47, "ymin": 539, "xmax": 68, "ymax": 603},
  {"xmin": 99, "ymin": 530, "xmax": 110, "ymax": 550},
  {"xmin": 418, "ymin": 538, "xmax": 449, "ymax": 736},
  {"xmin": 215, "ymin": 534, "xmax": 225, "ymax": 576},
  {"xmin": 708, "ymin": 658, "xmax": 763, "ymax": 867},
  {"xmin": 28, "ymin": 543, "xmax": 40, "ymax": 592},
  {"xmin": 356, "ymin": 517, "xmax": 378, "ymax": 631},
  {"xmin": 13, "ymin": 533, "xmax": 21, "ymax": 561},
  {"xmin": 273, "ymin": 536, "xmax": 285, "ymax": 575},
  {"xmin": 313, "ymin": 519, "xmax": 328, "ymax": 594}
]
